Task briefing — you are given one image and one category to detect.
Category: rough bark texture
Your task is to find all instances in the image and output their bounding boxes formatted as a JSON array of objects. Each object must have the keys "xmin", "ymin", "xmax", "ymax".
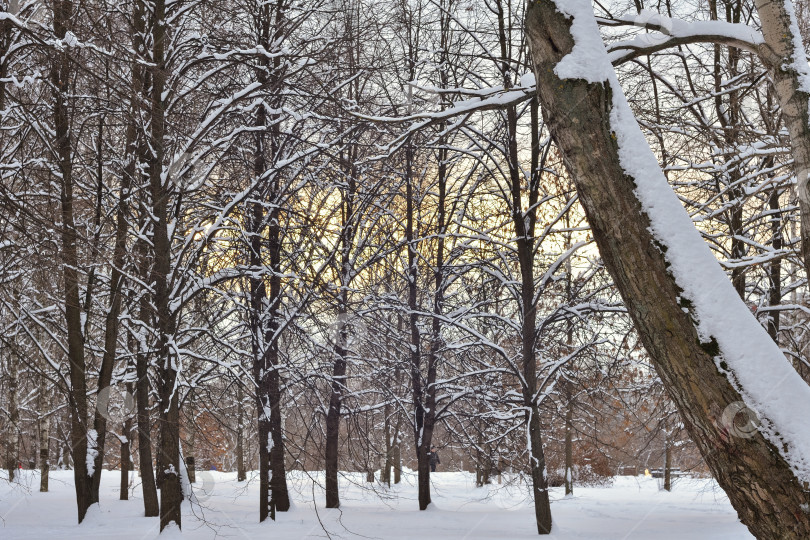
[
  {"xmin": 38, "ymin": 377, "xmax": 50, "ymax": 493},
  {"xmin": 393, "ymin": 440, "xmax": 401, "ymax": 485},
  {"xmin": 146, "ymin": 0, "xmax": 183, "ymax": 528},
  {"xmin": 564, "ymin": 385, "xmax": 573, "ymax": 497},
  {"xmin": 511, "ymin": 95, "xmax": 552, "ymax": 535},
  {"xmin": 5, "ymin": 352, "xmax": 19, "ymax": 482},
  {"xmin": 236, "ymin": 384, "xmax": 246, "ymax": 482},
  {"xmin": 525, "ymin": 3, "xmax": 810, "ymax": 539},
  {"xmin": 767, "ymin": 186, "xmax": 783, "ymax": 342},
  {"xmin": 89, "ymin": 56, "xmax": 133, "ymax": 506},
  {"xmin": 663, "ymin": 435, "xmax": 672, "ymax": 492},
  {"xmin": 248, "ymin": 1, "xmax": 291, "ymax": 521},
  {"xmin": 120, "ymin": 414, "xmax": 132, "ymax": 500},
  {"xmin": 134, "ymin": 292, "xmax": 159, "ymax": 516},
  {"xmin": 325, "ymin": 320, "xmax": 348, "ymax": 508},
  {"xmin": 128, "ymin": 0, "xmax": 159, "ymax": 516},
  {"xmin": 51, "ymin": 0, "xmax": 92, "ymax": 523},
  {"xmin": 404, "ymin": 139, "xmax": 433, "ymax": 510}
]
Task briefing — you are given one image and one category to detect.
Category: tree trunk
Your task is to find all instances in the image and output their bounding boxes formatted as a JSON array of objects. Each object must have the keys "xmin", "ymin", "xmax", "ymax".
[
  {"xmin": 510, "ymin": 91, "xmax": 552, "ymax": 532},
  {"xmin": 51, "ymin": 0, "xmax": 93, "ymax": 522},
  {"xmin": 381, "ymin": 404, "xmax": 391, "ymax": 487},
  {"xmin": 767, "ymin": 186, "xmax": 782, "ymax": 342},
  {"xmin": 144, "ymin": 0, "xmax": 183, "ymax": 528},
  {"xmin": 393, "ymin": 442, "xmax": 401, "ymax": 485},
  {"xmin": 5, "ymin": 354, "xmax": 19, "ymax": 482},
  {"xmin": 752, "ymin": 0, "xmax": 810, "ymax": 280},
  {"xmin": 88, "ymin": 103, "xmax": 131, "ymax": 510},
  {"xmin": 120, "ymin": 413, "xmax": 132, "ymax": 500},
  {"xmin": 404, "ymin": 138, "xmax": 431, "ymax": 510},
  {"xmin": 325, "ymin": 312, "xmax": 348, "ymax": 508},
  {"xmin": 39, "ymin": 424, "xmax": 50, "ymax": 492},
  {"xmin": 39, "ymin": 379, "xmax": 50, "ymax": 493},
  {"xmin": 236, "ymin": 385, "xmax": 246, "ymax": 482},
  {"xmin": 663, "ymin": 436, "xmax": 672, "ymax": 492},
  {"xmin": 186, "ymin": 400, "xmax": 196, "ymax": 485},
  {"xmin": 133, "ymin": 267, "xmax": 159, "ymax": 517},
  {"xmin": 482, "ymin": 449, "xmax": 491, "ymax": 486},
  {"xmin": 564, "ymin": 387, "xmax": 573, "ymax": 497},
  {"xmin": 525, "ymin": 3, "xmax": 810, "ymax": 538},
  {"xmin": 157, "ymin": 368, "xmax": 182, "ymax": 531}
]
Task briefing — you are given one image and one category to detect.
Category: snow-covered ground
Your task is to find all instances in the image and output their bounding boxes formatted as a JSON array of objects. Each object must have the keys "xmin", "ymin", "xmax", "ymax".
[{"xmin": 0, "ymin": 469, "xmax": 752, "ymax": 539}]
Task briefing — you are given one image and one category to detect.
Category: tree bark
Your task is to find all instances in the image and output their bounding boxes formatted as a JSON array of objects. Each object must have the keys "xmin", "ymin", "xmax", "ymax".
[
  {"xmin": 38, "ymin": 375, "xmax": 50, "ymax": 492},
  {"xmin": 236, "ymin": 384, "xmax": 246, "ymax": 482},
  {"xmin": 525, "ymin": 3, "xmax": 810, "ymax": 538},
  {"xmin": 767, "ymin": 186, "xmax": 783, "ymax": 342},
  {"xmin": 509, "ymin": 90, "xmax": 552, "ymax": 532},
  {"xmin": 5, "ymin": 352, "xmax": 19, "ymax": 482},
  {"xmin": 564, "ymin": 384, "xmax": 573, "ymax": 497},
  {"xmin": 120, "ymin": 407, "xmax": 132, "ymax": 500},
  {"xmin": 247, "ymin": 0, "xmax": 291, "ymax": 522},
  {"xmin": 404, "ymin": 137, "xmax": 431, "ymax": 509},
  {"xmin": 381, "ymin": 402, "xmax": 392, "ymax": 486},
  {"xmin": 663, "ymin": 433, "xmax": 672, "ymax": 492},
  {"xmin": 325, "ymin": 224, "xmax": 352, "ymax": 508},
  {"xmin": 187, "ymin": 405, "xmax": 196, "ymax": 485},
  {"xmin": 752, "ymin": 0, "xmax": 810, "ymax": 280},
  {"xmin": 50, "ymin": 0, "xmax": 93, "ymax": 522},
  {"xmin": 133, "ymin": 261, "xmax": 159, "ymax": 517},
  {"xmin": 393, "ymin": 440, "xmax": 401, "ymax": 485}
]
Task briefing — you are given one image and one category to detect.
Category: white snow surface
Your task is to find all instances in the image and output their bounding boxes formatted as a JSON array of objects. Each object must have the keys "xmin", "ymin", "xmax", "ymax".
[
  {"xmin": 552, "ymin": 0, "xmax": 810, "ymax": 483},
  {"xmin": 86, "ymin": 429, "xmax": 98, "ymax": 477},
  {"xmin": 785, "ymin": 0, "xmax": 810, "ymax": 95},
  {"xmin": 0, "ymin": 469, "xmax": 752, "ymax": 539}
]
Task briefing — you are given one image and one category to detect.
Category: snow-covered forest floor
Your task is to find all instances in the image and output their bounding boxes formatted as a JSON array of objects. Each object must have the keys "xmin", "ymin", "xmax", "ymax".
[{"xmin": 0, "ymin": 470, "xmax": 751, "ymax": 539}]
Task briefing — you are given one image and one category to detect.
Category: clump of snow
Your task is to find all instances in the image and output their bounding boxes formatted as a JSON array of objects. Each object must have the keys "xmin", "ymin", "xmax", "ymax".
[
  {"xmin": 551, "ymin": 0, "xmax": 810, "ymax": 483},
  {"xmin": 785, "ymin": 1, "xmax": 810, "ymax": 95},
  {"xmin": 554, "ymin": 2, "xmax": 615, "ymax": 83},
  {"xmin": 179, "ymin": 451, "xmax": 192, "ymax": 501},
  {"xmin": 86, "ymin": 429, "xmax": 98, "ymax": 477},
  {"xmin": 160, "ymin": 522, "xmax": 183, "ymax": 539},
  {"xmin": 632, "ymin": 9, "xmax": 762, "ymax": 44},
  {"xmin": 79, "ymin": 503, "xmax": 104, "ymax": 527}
]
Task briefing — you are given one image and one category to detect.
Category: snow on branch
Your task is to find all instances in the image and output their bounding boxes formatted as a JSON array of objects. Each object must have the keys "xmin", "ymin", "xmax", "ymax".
[{"xmin": 597, "ymin": 10, "xmax": 764, "ymax": 65}]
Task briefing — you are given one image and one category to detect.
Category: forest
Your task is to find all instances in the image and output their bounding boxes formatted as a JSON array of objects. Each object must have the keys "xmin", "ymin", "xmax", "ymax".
[{"xmin": 2, "ymin": 0, "xmax": 810, "ymax": 538}]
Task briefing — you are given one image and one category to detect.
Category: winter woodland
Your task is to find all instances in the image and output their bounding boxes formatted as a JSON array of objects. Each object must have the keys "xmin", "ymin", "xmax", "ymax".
[{"xmin": 2, "ymin": 0, "xmax": 810, "ymax": 538}]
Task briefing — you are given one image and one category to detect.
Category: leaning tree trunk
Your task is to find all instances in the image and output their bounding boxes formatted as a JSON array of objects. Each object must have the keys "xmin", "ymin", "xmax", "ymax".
[{"xmin": 525, "ymin": 3, "xmax": 810, "ymax": 538}]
